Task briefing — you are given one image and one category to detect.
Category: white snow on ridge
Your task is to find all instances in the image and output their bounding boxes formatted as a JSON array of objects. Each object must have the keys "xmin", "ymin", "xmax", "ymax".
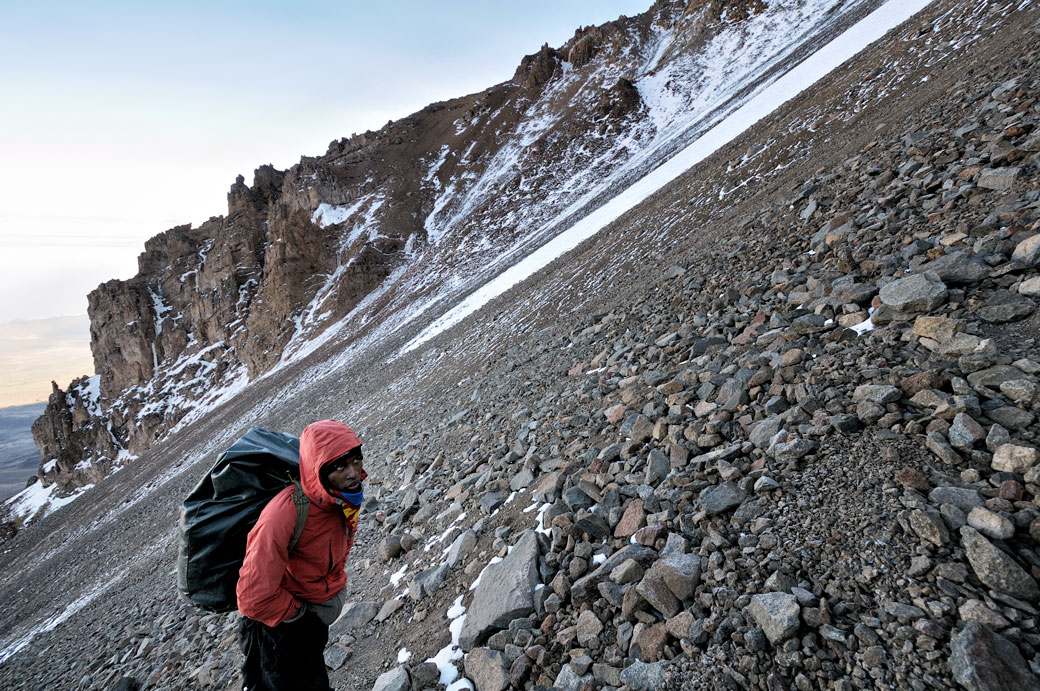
[
  {"xmin": 401, "ymin": 0, "xmax": 934, "ymax": 354},
  {"xmin": 3, "ymin": 480, "xmax": 95, "ymax": 531},
  {"xmin": 312, "ymin": 200, "xmax": 364, "ymax": 228}
]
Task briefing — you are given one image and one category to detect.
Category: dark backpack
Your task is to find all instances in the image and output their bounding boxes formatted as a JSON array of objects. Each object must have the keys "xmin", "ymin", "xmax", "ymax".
[{"xmin": 176, "ymin": 427, "xmax": 310, "ymax": 613}]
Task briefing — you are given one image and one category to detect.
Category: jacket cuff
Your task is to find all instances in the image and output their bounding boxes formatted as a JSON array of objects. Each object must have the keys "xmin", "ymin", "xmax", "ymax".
[{"xmin": 284, "ymin": 602, "xmax": 306, "ymax": 623}]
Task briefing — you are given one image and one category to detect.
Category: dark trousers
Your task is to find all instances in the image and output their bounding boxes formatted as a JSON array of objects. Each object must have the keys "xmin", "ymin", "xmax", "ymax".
[{"xmin": 239, "ymin": 613, "xmax": 331, "ymax": 691}]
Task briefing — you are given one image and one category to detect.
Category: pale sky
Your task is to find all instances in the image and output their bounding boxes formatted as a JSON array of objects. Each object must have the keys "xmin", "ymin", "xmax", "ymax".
[{"xmin": 0, "ymin": 0, "xmax": 649, "ymax": 406}]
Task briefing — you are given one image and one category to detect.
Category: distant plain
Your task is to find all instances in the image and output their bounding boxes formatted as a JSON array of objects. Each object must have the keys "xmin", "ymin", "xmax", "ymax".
[{"xmin": 0, "ymin": 402, "xmax": 46, "ymax": 500}]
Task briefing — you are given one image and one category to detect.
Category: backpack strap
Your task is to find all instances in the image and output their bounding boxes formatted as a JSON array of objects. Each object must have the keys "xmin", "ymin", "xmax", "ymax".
[{"xmin": 287, "ymin": 481, "xmax": 310, "ymax": 553}]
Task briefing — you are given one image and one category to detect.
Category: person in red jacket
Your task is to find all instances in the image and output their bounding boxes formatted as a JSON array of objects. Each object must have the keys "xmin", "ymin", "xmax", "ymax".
[{"xmin": 237, "ymin": 419, "xmax": 366, "ymax": 691}]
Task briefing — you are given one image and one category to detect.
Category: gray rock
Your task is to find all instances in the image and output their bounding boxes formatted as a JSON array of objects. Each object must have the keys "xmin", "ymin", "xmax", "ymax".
[
  {"xmin": 878, "ymin": 272, "xmax": 948, "ymax": 313},
  {"xmin": 819, "ymin": 624, "xmax": 848, "ymax": 645},
  {"xmin": 375, "ymin": 598, "xmax": 404, "ymax": 623},
  {"xmin": 691, "ymin": 337, "xmax": 728, "ymax": 357},
  {"xmin": 1020, "ymin": 276, "xmax": 1040, "ymax": 296},
  {"xmin": 852, "ymin": 384, "xmax": 902, "ymax": 404},
  {"xmin": 968, "ymin": 365, "xmax": 1030, "ymax": 391},
  {"xmin": 1012, "ymin": 233, "xmax": 1040, "ymax": 266},
  {"xmin": 323, "ymin": 643, "xmax": 352, "ymax": 670},
  {"xmin": 926, "ymin": 433, "xmax": 961, "ymax": 464},
  {"xmin": 646, "ymin": 449, "xmax": 670, "ymax": 483},
  {"xmin": 464, "ymin": 647, "xmax": 510, "ymax": 691},
  {"xmin": 749, "ymin": 592, "xmax": 800, "ymax": 645},
  {"xmin": 986, "ymin": 425, "xmax": 1012, "ymax": 452},
  {"xmin": 635, "ymin": 575, "xmax": 681, "ymax": 618},
  {"xmin": 977, "ymin": 166, "xmax": 1021, "ymax": 190},
  {"xmin": 771, "ymin": 438, "xmax": 817, "ymax": 462},
  {"xmin": 921, "ymin": 252, "xmax": 991, "ymax": 284},
  {"xmin": 575, "ymin": 510, "xmax": 611, "ymax": 540},
  {"xmin": 330, "ymin": 601, "xmax": 380, "ymax": 637},
  {"xmin": 929, "ymin": 487, "xmax": 984, "ymax": 512},
  {"xmin": 647, "ymin": 553, "xmax": 701, "ymax": 601},
  {"xmin": 882, "ymin": 600, "xmax": 926, "ymax": 620},
  {"xmin": 857, "ymin": 400, "xmax": 886, "ymax": 425},
  {"xmin": 611, "ymin": 558, "xmax": 644, "ymax": 585},
  {"xmin": 562, "ymin": 486, "xmax": 595, "ymax": 512},
  {"xmin": 976, "ymin": 294, "xmax": 1036, "ymax": 323},
  {"xmin": 575, "ymin": 609, "xmax": 604, "ymax": 647},
  {"xmin": 765, "ymin": 571, "xmax": 797, "ymax": 593},
  {"xmin": 661, "ymin": 265, "xmax": 686, "ymax": 280},
  {"xmin": 446, "ymin": 530, "xmax": 478, "ymax": 568},
  {"xmin": 967, "ymin": 507, "xmax": 1014, "ymax": 541},
  {"xmin": 409, "ymin": 663, "xmax": 440, "ymax": 689},
  {"xmin": 1000, "ymin": 379, "xmax": 1037, "ymax": 405},
  {"xmin": 910, "ymin": 508, "xmax": 949, "ymax": 546},
  {"xmin": 460, "ymin": 530, "xmax": 540, "ymax": 650},
  {"xmin": 950, "ymin": 621, "xmax": 1040, "ymax": 691},
  {"xmin": 620, "ymin": 660, "xmax": 670, "ymax": 691},
  {"xmin": 750, "ymin": 415, "xmax": 783, "ymax": 449},
  {"xmin": 949, "ymin": 413, "xmax": 986, "ymax": 451},
  {"xmin": 554, "ymin": 663, "xmax": 593, "ymax": 691},
  {"xmin": 378, "ymin": 535, "xmax": 405, "ymax": 562},
  {"xmin": 621, "ymin": 413, "xmax": 654, "ymax": 444},
  {"xmin": 987, "ymin": 405, "xmax": 1035, "ymax": 431},
  {"xmin": 592, "ymin": 663, "xmax": 623, "ymax": 687},
  {"xmin": 571, "ymin": 545, "xmax": 658, "ymax": 602},
  {"xmin": 754, "ymin": 476, "xmax": 781, "ymax": 493},
  {"xmin": 371, "ymin": 665, "xmax": 410, "ymax": 691},
  {"xmin": 991, "ymin": 444, "xmax": 1039, "ymax": 473},
  {"xmin": 960, "ymin": 527, "xmax": 1039, "ymax": 601},
  {"xmin": 509, "ymin": 467, "xmax": 535, "ymax": 491},
  {"xmin": 959, "ymin": 600, "xmax": 1012, "ymax": 629},
  {"xmin": 409, "ymin": 562, "xmax": 450, "ymax": 601},
  {"xmin": 479, "ymin": 491, "xmax": 506, "ymax": 514},
  {"xmin": 699, "ymin": 482, "xmax": 745, "ymax": 514}
]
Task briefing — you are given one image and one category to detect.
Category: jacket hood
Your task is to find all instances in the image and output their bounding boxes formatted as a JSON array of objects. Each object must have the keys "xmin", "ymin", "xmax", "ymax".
[{"xmin": 299, "ymin": 419, "xmax": 361, "ymax": 507}]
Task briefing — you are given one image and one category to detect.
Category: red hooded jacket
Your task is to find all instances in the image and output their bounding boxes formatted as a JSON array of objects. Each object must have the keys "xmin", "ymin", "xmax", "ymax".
[{"xmin": 237, "ymin": 420, "xmax": 362, "ymax": 627}]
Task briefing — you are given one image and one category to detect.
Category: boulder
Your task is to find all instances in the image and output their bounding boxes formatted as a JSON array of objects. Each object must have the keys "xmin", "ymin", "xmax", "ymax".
[
  {"xmin": 371, "ymin": 665, "xmax": 410, "ymax": 691},
  {"xmin": 646, "ymin": 553, "xmax": 701, "ymax": 601},
  {"xmin": 699, "ymin": 482, "xmax": 745, "ymax": 514},
  {"xmin": 749, "ymin": 592, "xmax": 800, "ymax": 645},
  {"xmin": 329, "ymin": 601, "xmax": 380, "ymax": 638},
  {"xmin": 978, "ymin": 166, "xmax": 1021, "ymax": 190},
  {"xmin": 620, "ymin": 660, "xmax": 669, "ymax": 691},
  {"xmin": 991, "ymin": 444, "xmax": 1039, "ymax": 473},
  {"xmin": 459, "ymin": 530, "xmax": 540, "ymax": 650},
  {"xmin": 1012, "ymin": 233, "xmax": 1040, "ymax": 266},
  {"xmin": 950, "ymin": 622, "xmax": 1040, "ymax": 691},
  {"xmin": 878, "ymin": 272, "xmax": 947, "ymax": 313},
  {"xmin": 920, "ymin": 252, "xmax": 991, "ymax": 284},
  {"xmin": 960, "ymin": 527, "xmax": 1039, "ymax": 601},
  {"xmin": 464, "ymin": 647, "xmax": 510, "ymax": 691}
]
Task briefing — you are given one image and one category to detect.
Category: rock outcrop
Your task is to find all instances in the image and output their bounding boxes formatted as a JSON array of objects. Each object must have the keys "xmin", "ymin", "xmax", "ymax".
[{"xmin": 31, "ymin": 378, "xmax": 117, "ymax": 491}]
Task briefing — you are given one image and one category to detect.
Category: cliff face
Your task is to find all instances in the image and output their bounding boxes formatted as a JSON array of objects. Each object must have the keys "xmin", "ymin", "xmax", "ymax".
[
  {"xmin": 29, "ymin": 0, "xmax": 878, "ymax": 493},
  {"xmin": 30, "ymin": 377, "xmax": 117, "ymax": 491}
]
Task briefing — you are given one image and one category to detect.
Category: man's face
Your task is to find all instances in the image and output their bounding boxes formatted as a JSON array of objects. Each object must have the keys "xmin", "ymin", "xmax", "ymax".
[{"xmin": 326, "ymin": 450, "xmax": 364, "ymax": 493}]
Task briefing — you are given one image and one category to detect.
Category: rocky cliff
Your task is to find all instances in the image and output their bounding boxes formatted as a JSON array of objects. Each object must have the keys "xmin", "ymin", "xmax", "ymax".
[{"xmin": 29, "ymin": 0, "xmax": 838, "ymax": 494}]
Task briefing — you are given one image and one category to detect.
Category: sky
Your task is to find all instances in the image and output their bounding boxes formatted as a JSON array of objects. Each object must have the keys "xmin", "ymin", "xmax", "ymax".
[{"xmin": 0, "ymin": 0, "xmax": 650, "ymax": 406}]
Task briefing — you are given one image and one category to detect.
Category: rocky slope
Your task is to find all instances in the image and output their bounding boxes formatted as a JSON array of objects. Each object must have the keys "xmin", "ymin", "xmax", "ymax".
[
  {"xmin": 1, "ymin": 1, "xmax": 1039, "ymax": 691},
  {"xmin": 24, "ymin": 0, "xmax": 890, "ymax": 498}
]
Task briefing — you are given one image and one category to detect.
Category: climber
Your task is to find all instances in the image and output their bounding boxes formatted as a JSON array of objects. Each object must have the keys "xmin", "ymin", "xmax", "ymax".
[{"xmin": 236, "ymin": 419, "xmax": 366, "ymax": 691}]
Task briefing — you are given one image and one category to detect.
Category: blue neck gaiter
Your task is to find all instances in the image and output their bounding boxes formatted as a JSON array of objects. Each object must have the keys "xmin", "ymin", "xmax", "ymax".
[{"xmin": 333, "ymin": 485, "xmax": 364, "ymax": 507}]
